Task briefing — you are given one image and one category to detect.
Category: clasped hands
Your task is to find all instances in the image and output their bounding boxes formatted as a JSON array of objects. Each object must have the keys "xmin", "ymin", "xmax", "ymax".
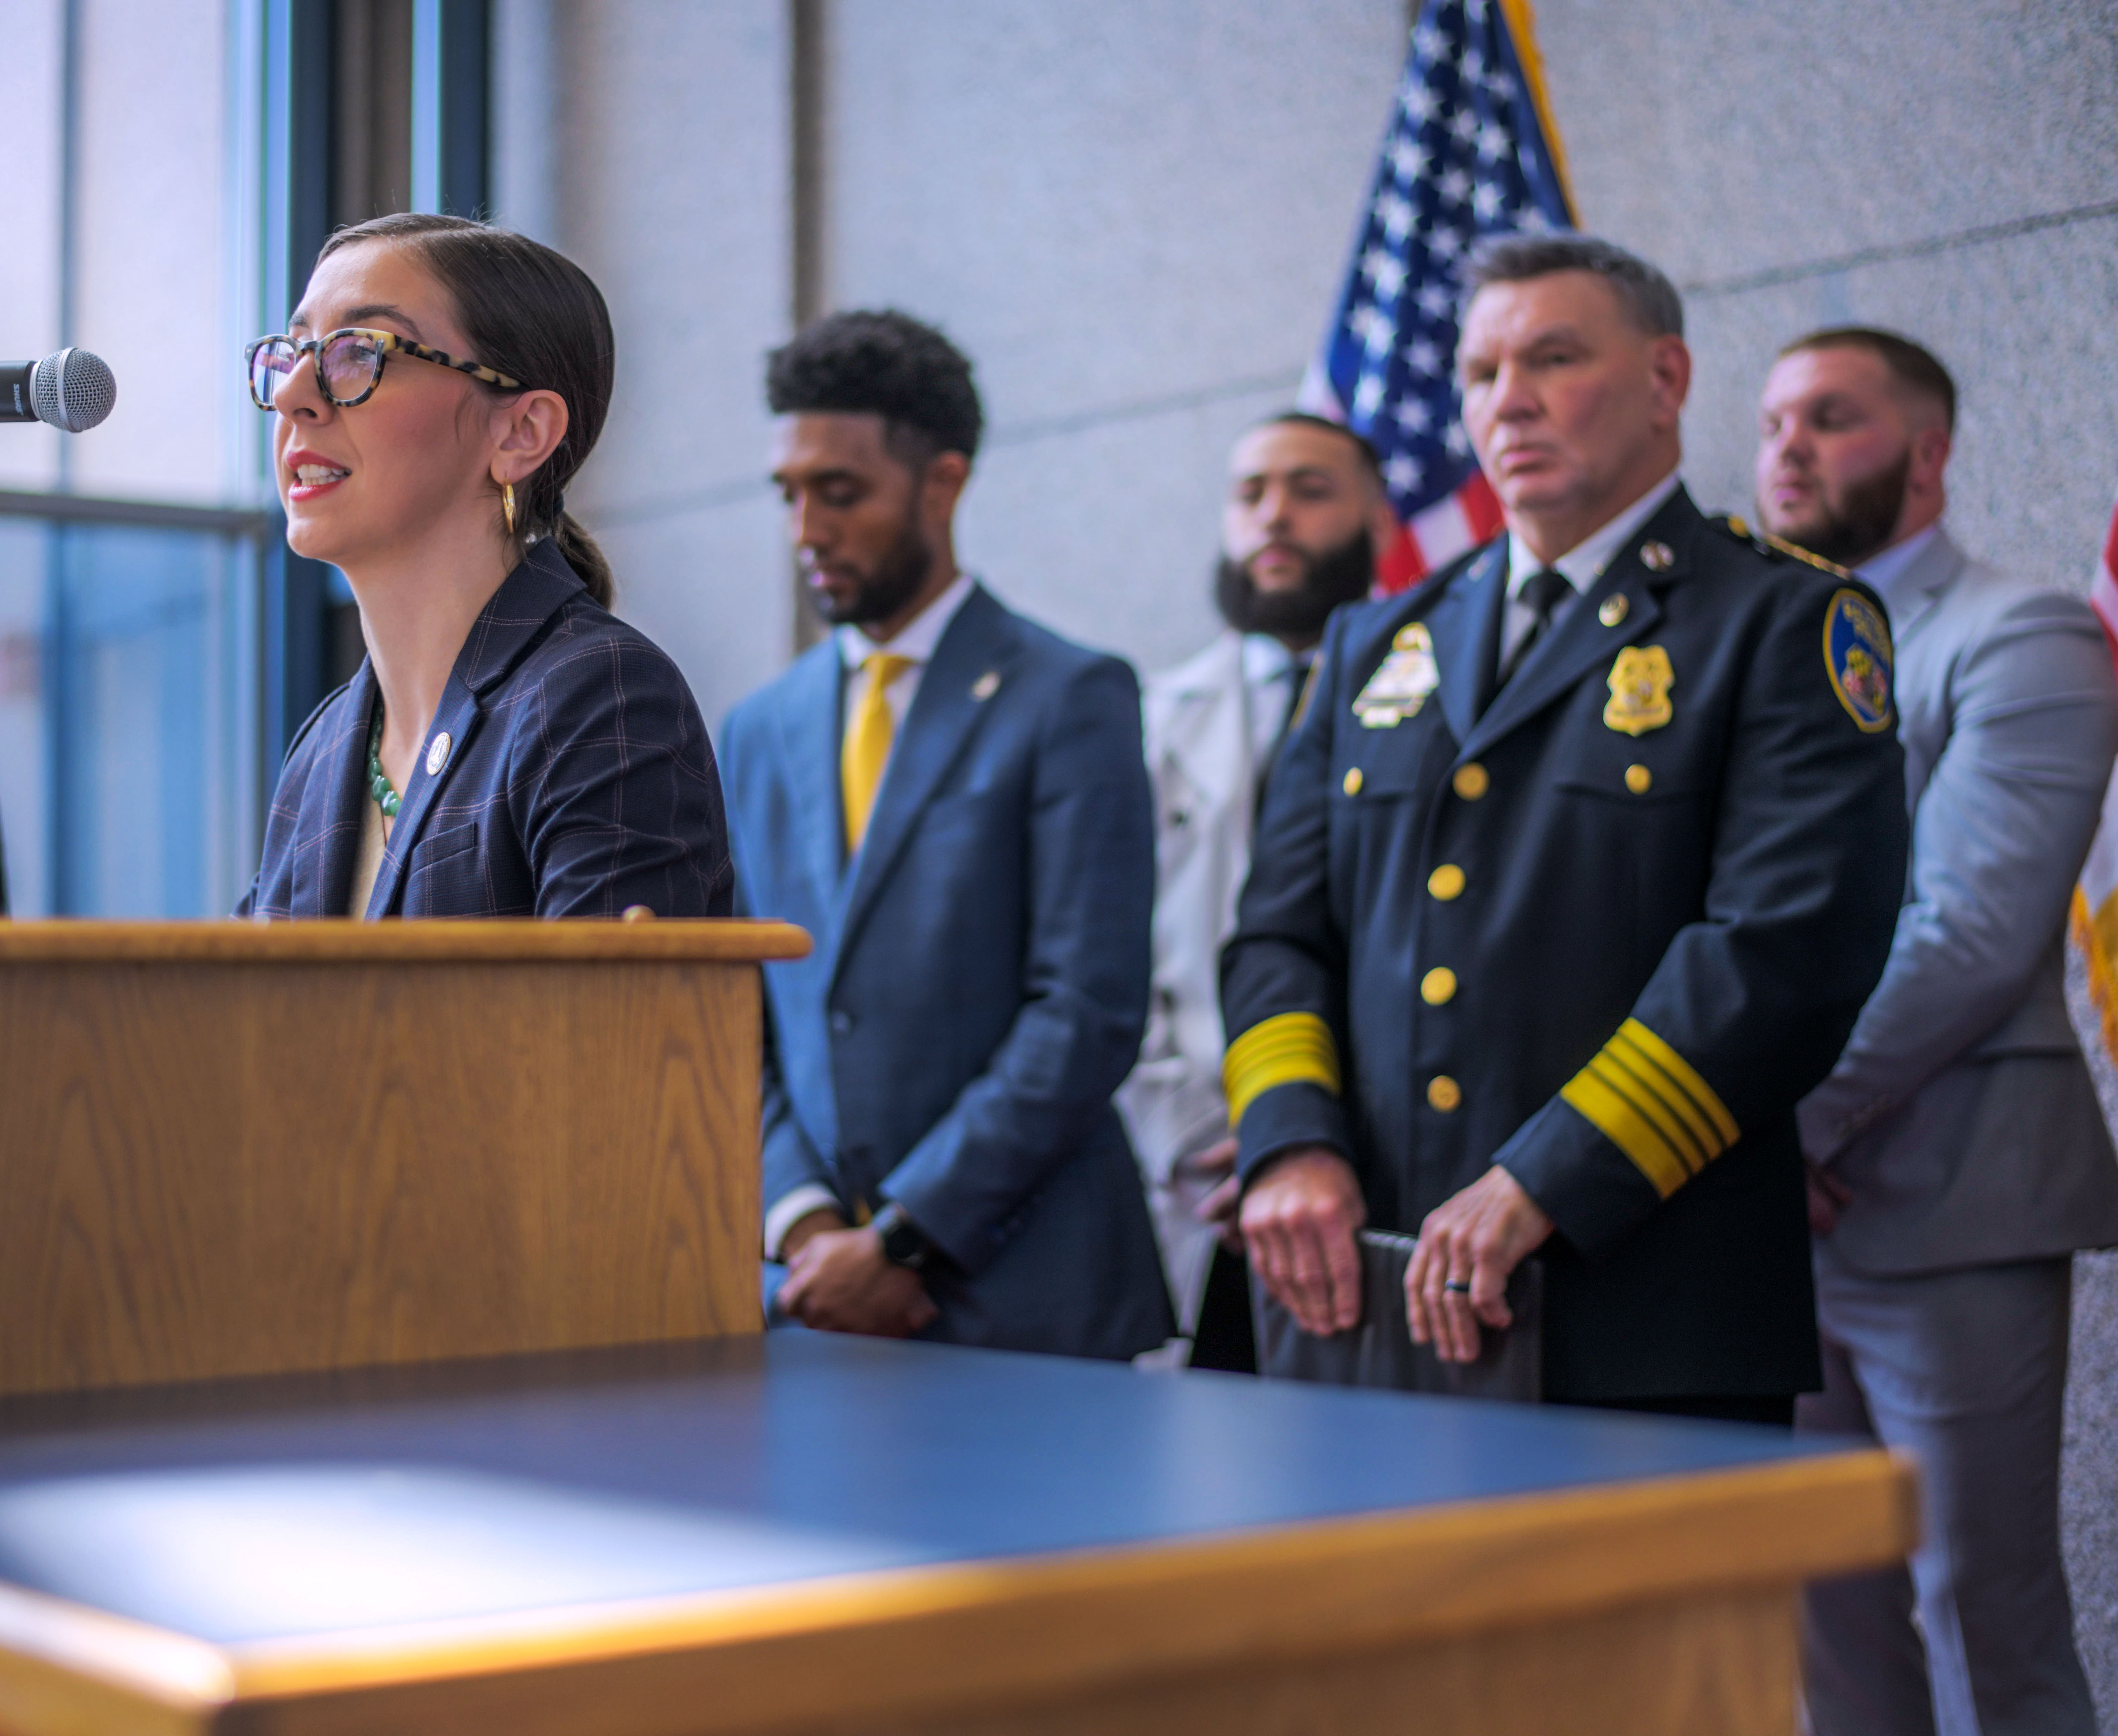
[
  {"xmin": 777, "ymin": 1210, "xmax": 937, "ymax": 1337},
  {"xmin": 1230, "ymin": 1145, "xmax": 1552, "ymax": 1362}
]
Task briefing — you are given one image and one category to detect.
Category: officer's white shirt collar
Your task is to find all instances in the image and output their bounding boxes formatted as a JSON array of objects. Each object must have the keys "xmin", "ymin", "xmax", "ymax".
[
  {"xmin": 834, "ymin": 569, "xmax": 975, "ymax": 672},
  {"xmin": 1854, "ymin": 521, "xmax": 1943, "ymax": 619},
  {"xmin": 1504, "ymin": 468, "xmax": 1684, "ymax": 598}
]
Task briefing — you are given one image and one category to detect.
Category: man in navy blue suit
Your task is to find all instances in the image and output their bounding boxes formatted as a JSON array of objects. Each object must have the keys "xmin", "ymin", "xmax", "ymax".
[{"xmin": 720, "ymin": 311, "xmax": 1173, "ymax": 1360}]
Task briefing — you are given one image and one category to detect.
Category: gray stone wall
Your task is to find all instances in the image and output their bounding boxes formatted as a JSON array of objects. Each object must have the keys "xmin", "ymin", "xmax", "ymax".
[
  {"xmin": 1538, "ymin": 0, "xmax": 2118, "ymax": 597},
  {"xmin": 501, "ymin": 0, "xmax": 1412, "ymax": 722},
  {"xmin": 494, "ymin": 0, "xmax": 793, "ymax": 733},
  {"xmin": 817, "ymin": 0, "xmax": 1406, "ymax": 678}
]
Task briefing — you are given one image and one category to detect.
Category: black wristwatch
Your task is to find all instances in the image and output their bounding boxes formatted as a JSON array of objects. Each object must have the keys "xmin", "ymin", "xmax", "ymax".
[{"xmin": 871, "ymin": 1202, "xmax": 934, "ymax": 1272}]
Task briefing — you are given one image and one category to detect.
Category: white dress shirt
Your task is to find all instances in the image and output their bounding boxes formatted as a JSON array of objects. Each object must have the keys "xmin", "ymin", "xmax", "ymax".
[
  {"xmin": 1239, "ymin": 633, "xmax": 1309, "ymax": 772},
  {"xmin": 767, "ymin": 571, "xmax": 977, "ymax": 1260},
  {"xmin": 832, "ymin": 570, "xmax": 976, "ymax": 740},
  {"xmin": 1500, "ymin": 469, "xmax": 1684, "ymax": 666}
]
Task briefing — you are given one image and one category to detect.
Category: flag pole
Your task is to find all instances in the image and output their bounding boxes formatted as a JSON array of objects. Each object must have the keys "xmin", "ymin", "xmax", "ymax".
[{"xmin": 1496, "ymin": 0, "xmax": 1579, "ymax": 222}]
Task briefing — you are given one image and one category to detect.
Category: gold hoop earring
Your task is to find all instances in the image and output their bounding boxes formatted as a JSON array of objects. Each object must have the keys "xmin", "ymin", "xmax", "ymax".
[{"xmin": 501, "ymin": 481, "xmax": 517, "ymax": 536}]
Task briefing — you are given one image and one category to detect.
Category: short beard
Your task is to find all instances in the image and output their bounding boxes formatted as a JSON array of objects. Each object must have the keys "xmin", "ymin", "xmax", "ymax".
[
  {"xmin": 1768, "ymin": 450, "xmax": 1912, "ymax": 568},
  {"xmin": 805, "ymin": 511, "xmax": 935, "ymax": 628},
  {"xmin": 1215, "ymin": 527, "xmax": 1376, "ymax": 641}
]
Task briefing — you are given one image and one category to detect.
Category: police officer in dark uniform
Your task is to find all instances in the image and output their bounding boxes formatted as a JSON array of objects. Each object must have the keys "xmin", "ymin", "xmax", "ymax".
[{"xmin": 1225, "ymin": 236, "xmax": 1910, "ymax": 1422}]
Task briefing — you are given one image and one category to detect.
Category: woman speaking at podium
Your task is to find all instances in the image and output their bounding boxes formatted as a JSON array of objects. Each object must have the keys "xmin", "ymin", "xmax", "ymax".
[{"xmin": 236, "ymin": 214, "xmax": 731, "ymax": 919}]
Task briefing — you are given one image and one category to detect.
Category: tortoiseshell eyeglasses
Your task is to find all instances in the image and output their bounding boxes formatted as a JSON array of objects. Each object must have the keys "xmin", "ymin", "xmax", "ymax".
[{"xmin": 246, "ymin": 328, "xmax": 523, "ymax": 410}]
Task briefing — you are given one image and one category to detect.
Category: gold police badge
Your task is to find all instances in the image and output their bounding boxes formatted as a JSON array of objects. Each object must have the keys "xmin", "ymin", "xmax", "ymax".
[
  {"xmin": 1604, "ymin": 645, "xmax": 1675, "ymax": 736},
  {"xmin": 1352, "ymin": 621, "xmax": 1440, "ymax": 728}
]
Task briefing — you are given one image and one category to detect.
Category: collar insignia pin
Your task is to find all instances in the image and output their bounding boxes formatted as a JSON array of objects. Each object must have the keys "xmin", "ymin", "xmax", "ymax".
[
  {"xmin": 425, "ymin": 732, "xmax": 452, "ymax": 777},
  {"xmin": 1598, "ymin": 594, "xmax": 1630, "ymax": 627},
  {"xmin": 971, "ymin": 670, "xmax": 1000, "ymax": 701},
  {"xmin": 1639, "ymin": 540, "xmax": 1674, "ymax": 572}
]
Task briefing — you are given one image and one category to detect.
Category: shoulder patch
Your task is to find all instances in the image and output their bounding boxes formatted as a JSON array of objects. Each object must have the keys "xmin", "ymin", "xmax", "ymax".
[{"xmin": 1823, "ymin": 588, "xmax": 1895, "ymax": 733}]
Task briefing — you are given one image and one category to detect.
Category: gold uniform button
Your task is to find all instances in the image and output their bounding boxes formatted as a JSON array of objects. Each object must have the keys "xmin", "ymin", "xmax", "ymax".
[
  {"xmin": 1343, "ymin": 767, "xmax": 1364, "ymax": 797},
  {"xmin": 1421, "ymin": 966, "xmax": 1457, "ymax": 1005},
  {"xmin": 1625, "ymin": 763, "xmax": 1653, "ymax": 794},
  {"xmin": 1598, "ymin": 593, "xmax": 1630, "ymax": 627},
  {"xmin": 1452, "ymin": 762, "xmax": 1489, "ymax": 800},
  {"xmin": 1428, "ymin": 1074, "xmax": 1463, "ymax": 1113},
  {"xmin": 1427, "ymin": 863, "xmax": 1466, "ymax": 901}
]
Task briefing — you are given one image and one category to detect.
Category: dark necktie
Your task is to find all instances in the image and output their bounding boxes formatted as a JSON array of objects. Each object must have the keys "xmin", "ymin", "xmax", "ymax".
[
  {"xmin": 1497, "ymin": 568, "xmax": 1572, "ymax": 689},
  {"xmin": 1256, "ymin": 652, "xmax": 1314, "ymax": 815}
]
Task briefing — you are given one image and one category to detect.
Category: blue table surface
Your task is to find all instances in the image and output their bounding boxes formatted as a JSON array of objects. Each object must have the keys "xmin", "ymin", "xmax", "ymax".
[{"xmin": 0, "ymin": 1333, "xmax": 1850, "ymax": 1648}]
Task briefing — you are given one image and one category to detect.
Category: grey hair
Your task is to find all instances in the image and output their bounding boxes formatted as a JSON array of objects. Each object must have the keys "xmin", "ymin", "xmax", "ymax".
[{"xmin": 1462, "ymin": 234, "xmax": 1685, "ymax": 339}]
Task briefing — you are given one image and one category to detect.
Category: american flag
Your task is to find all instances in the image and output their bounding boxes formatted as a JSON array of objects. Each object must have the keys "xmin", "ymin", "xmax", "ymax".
[
  {"xmin": 1300, "ymin": 0, "xmax": 1577, "ymax": 591},
  {"xmin": 2071, "ymin": 495, "xmax": 2118, "ymax": 1067}
]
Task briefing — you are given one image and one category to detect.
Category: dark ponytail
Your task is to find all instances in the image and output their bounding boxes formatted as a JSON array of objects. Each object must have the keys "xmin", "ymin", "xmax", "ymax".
[
  {"xmin": 317, "ymin": 213, "xmax": 619, "ymax": 608},
  {"xmin": 550, "ymin": 511, "xmax": 613, "ymax": 608}
]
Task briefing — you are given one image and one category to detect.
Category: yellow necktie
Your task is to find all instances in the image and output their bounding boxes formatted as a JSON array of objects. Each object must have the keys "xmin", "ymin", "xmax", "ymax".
[{"xmin": 842, "ymin": 653, "xmax": 914, "ymax": 853}]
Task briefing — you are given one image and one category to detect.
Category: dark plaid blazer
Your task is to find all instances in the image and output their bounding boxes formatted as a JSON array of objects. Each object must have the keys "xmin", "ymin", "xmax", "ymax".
[{"xmin": 239, "ymin": 539, "xmax": 733, "ymax": 919}]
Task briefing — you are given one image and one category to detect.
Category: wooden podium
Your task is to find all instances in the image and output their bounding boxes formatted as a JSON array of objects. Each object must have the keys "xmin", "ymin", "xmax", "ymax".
[{"xmin": 0, "ymin": 920, "xmax": 807, "ymax": 1398}]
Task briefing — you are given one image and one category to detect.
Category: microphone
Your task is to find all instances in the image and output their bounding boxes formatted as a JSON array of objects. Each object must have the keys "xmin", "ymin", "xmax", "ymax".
[{"xmin": 0, "ymin": 349, "xmax": 117, "ymax": 432}]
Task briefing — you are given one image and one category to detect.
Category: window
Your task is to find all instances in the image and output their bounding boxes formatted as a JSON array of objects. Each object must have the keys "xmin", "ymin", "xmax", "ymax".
[
  {"xmin": 0, "ymin": 0, "xmax": 267, "ymax": 916},
  {"xmin": 0, "ymin": 0, "xmax": 488, "ymax": 916}
]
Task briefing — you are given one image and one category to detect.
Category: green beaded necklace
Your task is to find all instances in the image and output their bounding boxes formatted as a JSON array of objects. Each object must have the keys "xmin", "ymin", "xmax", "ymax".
[{"xmin": 366, "ymin": 708, "xmax": 402, "ymax": 819}]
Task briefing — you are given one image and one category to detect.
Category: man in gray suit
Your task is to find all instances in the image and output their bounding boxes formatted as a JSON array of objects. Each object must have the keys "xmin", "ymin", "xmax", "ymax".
[{"xmin": 1756, "ymin": 326, "xmax": 2118, "ymax": 1736}]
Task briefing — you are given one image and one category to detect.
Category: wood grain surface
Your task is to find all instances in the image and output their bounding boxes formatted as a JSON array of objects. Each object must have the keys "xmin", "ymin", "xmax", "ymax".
[
  {"xmin": 0, "ymin": 1589, "xmax": 1800, "ymax": 1736},
  {"xmin": 0, "ymin": 946, "xmax": 772, "ymax": 1396},
  {"xmin": 0, "ymin": 919, "xmax": 810, "ymax": 965},
  {"xmin": 865, "ymin": 1587, "xmax": 1800, "ymax": 1736},
  {"xmin": 0, "ymin": 1444, "xmax": 1914, "ymax": 1736}
]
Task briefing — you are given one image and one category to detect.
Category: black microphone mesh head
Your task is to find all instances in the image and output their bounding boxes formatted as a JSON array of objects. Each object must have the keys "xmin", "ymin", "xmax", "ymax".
[{"xmin": 32, "ymin": 348, "xmax": 116, "ymax": 433}]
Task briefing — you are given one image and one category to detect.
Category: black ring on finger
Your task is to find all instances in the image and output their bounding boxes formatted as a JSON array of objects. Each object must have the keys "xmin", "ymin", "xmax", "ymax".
[{"xmin": 1443, "ymin": 1279, "xmax": 1472, "ymax": 1294}]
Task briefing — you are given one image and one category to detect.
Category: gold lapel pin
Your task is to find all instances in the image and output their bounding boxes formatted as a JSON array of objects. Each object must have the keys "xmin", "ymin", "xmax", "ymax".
[
  {"xmin": 1598, "ymin": 594, "xmax": 1630, "ymax": 627},
  {"xmin": 971, "ymin": 670, "xmax": 1000, "ymax": 701},
  {"xmin": 425, "ymin": 732, "xmax": 452, "ymax": 777},
  {"xmin": 1639, "ymin": 541, "xmax": 1674, "ymax": 572}
]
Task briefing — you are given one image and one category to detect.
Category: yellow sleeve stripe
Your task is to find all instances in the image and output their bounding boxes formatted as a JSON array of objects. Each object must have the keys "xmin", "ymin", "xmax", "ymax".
[
  {"xmin": 1614, "ymin": 1018, "xmax": 1739, "ymax": 1147},
  {"xmin": 1560, "ymin": 1069, "xmax": 1693, "ymax": 1199},
  {"xmin": 1560, "ymin": 1018, "xmax": 1741, "ymax": 1198},
  {"xmin": 1223, "ymin": 1012, "xmax": 1342, "ymax": 1127},
  {"xmin": 1586, "ymin": 1052, "xmax": 1707, "ymax": 1177}
]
